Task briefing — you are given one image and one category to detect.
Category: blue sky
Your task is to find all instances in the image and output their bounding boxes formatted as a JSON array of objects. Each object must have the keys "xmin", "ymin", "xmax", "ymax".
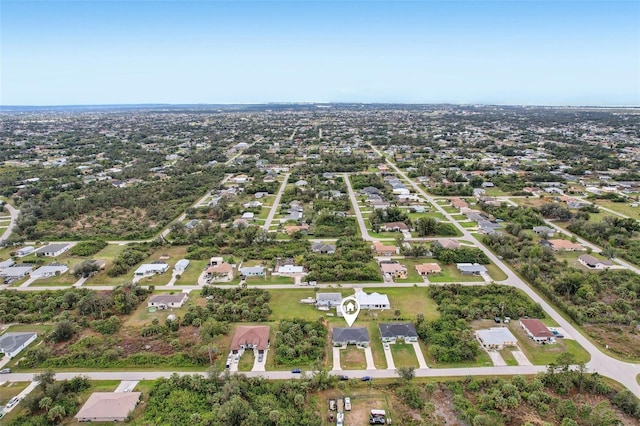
[{"xmin": 1, "ymin": 0, "xmax": 639, "ymax": 105}]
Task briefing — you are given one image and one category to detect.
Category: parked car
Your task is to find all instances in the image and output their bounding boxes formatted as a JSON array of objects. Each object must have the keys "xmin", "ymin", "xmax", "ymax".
[
  {"xmin": 369, "ymin": 417, "xmax": 385, "ymax": 425},
  {"xmin": 329, "ymin": 398, "xmax": 336, "ymax": 411},
  {"xmin": 257, "ymin": 353, "xmax": 264, "ymax": 362},
  {"xmin": 383, "ymin": 343, "xmax": 390, "ymax": 349},
  {"xmin": 0, "ymin": 368, "xmax": 11, "ymax": 374},
  {"xmin": 344, "ymin": 397, "xmax": 351, "ymax": 411},
  {"xmin": 361, "ymin": 376, "xmax": 372, "ymax": 381},
  {"xmin": 503, "ymin": 317, "xmax": 511, "ymax": 323},
  {"xmin": 338, "ymin": 375, "xmax": 349, "ymax": 381},
  {"xmin": 494, "ymin": 317, "xmax": 501, "ymax": 323},
  {"xmin": 291, "ymin": 368, "xmax": 301, "ymax": 374},
  {"xmin": 6, "ymin": 397, "xmax": 19, "ymax": 408},
  {"xmin": 551, "ymin": 329, "xmax": 564, "ymax": 338}
]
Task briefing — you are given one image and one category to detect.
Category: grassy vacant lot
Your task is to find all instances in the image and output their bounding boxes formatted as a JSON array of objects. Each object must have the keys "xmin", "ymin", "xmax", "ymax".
[
  {"xmin": 172, "ymin": 259, "xmax": 208, "ymax": 285},
  {"xmin": 0, "ymin": 382, "xmax": 29, "ymax": 405},
  {"xmin": 592, "ymin": 199, "xmax": 640, "ymax": 218},
  {"xmin": 123, "ymin": 291, "xmax": 201, "ymax": 328},
  {"xmin": 424, "ymin": 344, "xmax": 493, "ymax": 369},
  {"xmin": 485, "ymin": 262, "xmax": 508, "ymax": 281},
  {"xmin": 389, "ymin": 343, "xmax": 418, "ymax": 368}
]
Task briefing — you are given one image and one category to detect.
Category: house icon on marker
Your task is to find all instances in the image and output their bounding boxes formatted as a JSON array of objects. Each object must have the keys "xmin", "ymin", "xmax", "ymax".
[{"xmin": 344, "ymin": 301, "xmax": 356, "ymax": 313}]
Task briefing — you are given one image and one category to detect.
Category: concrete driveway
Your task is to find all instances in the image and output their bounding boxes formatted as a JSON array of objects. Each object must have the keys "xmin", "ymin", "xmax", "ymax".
[
  {"xmin": 363, "ymin": 347, "xmax": 376, "ymax": 370},
  {"xmin": 252, "ymin": 350, "xmax": 267, "ymax": 372},
  {"xmin": 486, "ymin": 350, "xmax": 507, "ymax": 366},
  {"xmin": 512, "ymin": 350, "xmax": 532, "ymax": 366},
  {"xmin": 2, "ymin": 381, "xmax": 38, "ymax": 414},
  {"xmin": 383, "ymin": 343, "xmax": 395, "ymax": 370},
  {"xmin": 411, "ymin": 341, "xmax": 429, "ymax": 369},
  {"xmin": 333, "ymin": 347, "xmax": 342, "ymax": 370},
  {"xmin": 114, "ymin": 380, "xmax": 138, "ymax": 392}
]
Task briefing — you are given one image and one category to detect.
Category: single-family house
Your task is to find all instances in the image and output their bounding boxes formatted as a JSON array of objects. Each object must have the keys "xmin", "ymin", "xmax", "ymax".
[
  {"xmin": 0, "ymin": 332, "xmax": 38, "ymax": 358},
  {"xmin": 241, "ymin": 212, "xmax": 255, "ymax": 221},
  {"xmin": 148, "ymin": 293, "xmax": 188, "ymax": 309},
  {"xmin": 520, "ymin": 319, "xmax": 555, "ymax": 344},
  {"xmin": 311, "ymin": 242, "xmax": 336, "ymax": 254},
  {"xmin": 75, "ymin": 392, "xmax": 141, "ymax": 423},
  {"xmin": 450, "ymin": 197, "xmax": 468, "ymax": 210},
  {"xmin": 533, "ymin": 226, "xmax": 556, "ymax": 238},
  {"xmin": 35, "ymin": 243, "xmax": 71, "ymax": 257},
  {"xmin": 0, "ymin": 265, "xmax": 33, "ymax": 280},
  {"xmin": 284, "ymin": 224, "xmax": 309, "ymax": 235},
  {"xmin": 415, "ymin": 263, "xmax": 442, "ymax": 276},
  {"xmin": 205, "ymin": 262, "xmax": 234, "ymax": 281},
  {"xmin": 380, "ymin": 262, "xmax": 407, "ymax": 279},
  {"xmin": 544, "ymin": 239, "xmax": 586, "ymax": 252},
  {"xmin": 16, "ymin": 246, "xmax": 35, "ymax": 257},
  {"xmin": 456, "ymin": 263, "xmax": 488, "ymax": 275},
  {"xmin": 232, "ymin": 174, "xmax": 249, "ymax": 184},
  {"xmin": 380, "ymin": 222, "xmax": 409, "ymax": 232},
  {"xmin": 372, "ymin": 241, "xmax": 397, "ymax": 256},
  {"xmin": 243, "ymin": 201, "xmax": 262, "ymax": 208},
  {"xmin": 277, "ymin": 264, "xmax": 304, "ymax": 274},
  {"xmin": 0, "ymin": 259, "xmax": 15, "ymax": 270},
  {"xmin": 239, "ymin": 265, "xmax": 265, "ymax": 277},
  {"xmin": 354, "ymin": 291, "xmax": 391, "ymax": 310},
  {"xmin": 378, "ymin": 323, "xmax": 418, "ymax": 343},
  {"xmin": 134, "ymin": 263, "xmax": 169, "ymax": 277},
  {"xmin": 475, "ymin": 328, "xmax": 518, "ymax": 350},
  {"xmin": 174, "ymin": 259, "xmax": 190, "ymax": 272},
  {"xmin": 316, "ymin": 292, "xmax": 343, "ymax": 308},
  {"xmin": 31, "ymin": 264, "xmax": 69, "ymax": 279},
  {"xmin": 332, "ymin": 327, "xmax": 370, "ymax": 347},
  {"xmin": 230, "ymin": 325, "xmax": 270, "ymax": 354},
  {"xmin": 435, "ymin": 239, "xmax": 460, "ymax": 250},
  {"xmin": 578, "ymin": 254, "xmax": 613, "ymax": 270}
]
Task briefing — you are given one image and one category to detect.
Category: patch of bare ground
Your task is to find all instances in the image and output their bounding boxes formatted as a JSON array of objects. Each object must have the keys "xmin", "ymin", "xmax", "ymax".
[
  {"xmin": 584, "ymin": 323, "xmax": 640, "ymax": 359},
  {"xmin": 431, "ymin": 386, "xmax": 458, "ymax": 425}
]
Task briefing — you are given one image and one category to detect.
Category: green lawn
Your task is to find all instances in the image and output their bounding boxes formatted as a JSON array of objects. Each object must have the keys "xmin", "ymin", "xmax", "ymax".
[
  {"xmin": 424, "ymin": 343, "xmax": 494, "ymax": 369},
  {"xmin": 389, "ymin": 343, "xmax": 419, "ymax": 368},
  {"xmin": 508, "ymin": 322, "xmax": 590, "ymax": 365},
  {"xmin": 366, "ymin": 322, "xmax": 387, "ymax": 369},
  {"xmin": 237, "ymin": 350, "xmax": 255, "ymax": 372},
  {"xmin": 441, "ymin": 206, "xmax": 459, "ymax": 214},
  {"xmin": 391, "ymin": 258, "xmax": 423, "ymax": 283},
  {"xmin": 0, "ymin": 382, "xmax": 29, "ymax": 405},
  {"xmin": 427, "ymin": 264, "xmax": 485, "ymax": 283},
  {"xmin": 459, "ymin": 221, "xmax": 477, "ymax": 229},
  {"xmin": 592, "ymin": 200, "xmax": 640, "ymax": 218},
  {"xmin": 340, "ymin": 345, "xmax": 367, "ymax": 370},
  {"xmin": 485, "ymin": 262, "xmax": 508, "ymax": 281},
  {"xmin": 499, "ymin": 348, "xmax": 519, "ymax": 366},
  {"xmin": 173, "ymin": 259, "xmax": 208, "ymax": 285}
]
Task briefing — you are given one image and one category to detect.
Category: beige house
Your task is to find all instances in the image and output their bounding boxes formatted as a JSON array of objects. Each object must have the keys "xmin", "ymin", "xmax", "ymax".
[
  {"xmin": 415, "ymin": 263, "xmax": 442, "ymax": 276},
  {"xmin": 75, "ymin": 392, "xmax": 141, "ymax": 422}
]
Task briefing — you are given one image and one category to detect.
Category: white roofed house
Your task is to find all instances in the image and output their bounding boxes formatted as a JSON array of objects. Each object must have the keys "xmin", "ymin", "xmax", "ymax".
[
  {"xmin": 0, "ymin": 259, "xmax": 15, "ymax": 270},
  {"xmin": 0, "ymin": 265, "xmax": 33, "ymax": 281},
  {"xmin": 148, "ymin": 293, "xmax": 189, "ymax": 309},
  {"xmin": 35, "ymin": 243, "xmax": 71, "ymax": 257},
  {"xmin": 31, "ymin": 263, "xmax": 69, "ymax": 279},
  {"xmin": 315, "ymin": 292, "xmax": 343, "ymax": 308},
  {"xmin": 239, "ymin": 265, "xmax": 265, "ymax": 277},
  {"xmin": 0, "ymin": 332, "xmax": 38, "ymax": 358},
  {"xmin": 475, "ymin": 327, "xmax": 518, "ymax": 350},
  {"xmin": 134, "ymin": 262, "xmax": 169, "ymax": 277},
  {"xmin": 277, "ymin": 264, "xmax": 304, "ymax": 275},
  {"xmin": 174, "ymin": 259, "xmax": 190, "ymax": 272},
  {"xmin": 456, "ymin": 263, "xmax": 488, "ymax": 275},
  {"xmin": 354, "ymin": 291, "xmax": 390, "ymax": 310}
]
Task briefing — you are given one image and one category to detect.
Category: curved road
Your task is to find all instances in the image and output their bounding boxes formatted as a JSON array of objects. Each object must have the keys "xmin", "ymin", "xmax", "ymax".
[
  {"xmin": 0, "ymin": 203, "xmax": 19, "ymax": 243},
  {"xmin": 370, "ymin": 145, "xmax": 640, "ymax": 397}
]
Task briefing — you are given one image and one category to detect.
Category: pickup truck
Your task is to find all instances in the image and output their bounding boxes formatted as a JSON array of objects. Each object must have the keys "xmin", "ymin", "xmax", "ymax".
[{"xmin": 344, "ymin": 397, "xmax": 351, "ymax": 411}]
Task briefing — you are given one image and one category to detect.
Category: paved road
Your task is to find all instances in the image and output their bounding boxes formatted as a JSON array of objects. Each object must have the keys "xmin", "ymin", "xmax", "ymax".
[
  {"xmin": 2, "ymin": 365, "xmax": 550, "ymax": 384},
  {"xmin": 344, "ymin": 174, "xmax": 373, "ymax": 241},
  {"xmin": 370, "ymin": 145, "xmax": 640, "ymax": 397},
  {"xmin": 0, "ymin": 203, "xmax": 18, "ymax": 243},
  {"xmin": 263, "ymin": 173, "xmax": 291, "ymax": 231}
]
